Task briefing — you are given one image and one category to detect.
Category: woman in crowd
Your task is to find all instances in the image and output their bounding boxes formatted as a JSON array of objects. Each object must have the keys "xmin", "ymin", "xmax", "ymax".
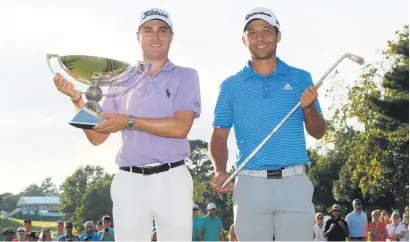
[
  {"xmin": 402, "ymin": 212, "xmax": 409, "ymax": 241},
  {"xmin": 368, "ymin": 210, "xmax": 387, "ymax": 241},
  {"xmin": 38, "ymin": 227, "xmax": 52, "ymax": 241},
  {"xmin": 314, "ymin": 212, "xmax": 326, "ymax": 241},
  {"xmin": 386, "ymin": 212, "xmax": 406, "ymax": 241}
]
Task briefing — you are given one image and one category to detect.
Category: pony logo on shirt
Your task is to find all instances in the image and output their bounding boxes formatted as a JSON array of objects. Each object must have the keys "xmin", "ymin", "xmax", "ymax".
[{"xmin": 166, "ymin": 89, "xmax": 171, "ymax": 98}]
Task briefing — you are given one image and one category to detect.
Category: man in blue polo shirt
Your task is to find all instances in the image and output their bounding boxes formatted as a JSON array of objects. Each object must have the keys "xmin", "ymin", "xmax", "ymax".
[
  {"xmin": 345, "ymin": 199, "xmax": 368, "ymax": 241},
  {"xmin": 198, "ymin": 203, "xmax": 224, "ymax": 241},
  {"xmin": 209, "ymin": 7, "xmax": 326, "ymax": 241}
]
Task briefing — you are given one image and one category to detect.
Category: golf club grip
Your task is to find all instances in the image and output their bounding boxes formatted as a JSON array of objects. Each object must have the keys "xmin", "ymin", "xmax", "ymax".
[{"xmin": 220, "ymin": 53, "xmax": 356, "ymax": 189}]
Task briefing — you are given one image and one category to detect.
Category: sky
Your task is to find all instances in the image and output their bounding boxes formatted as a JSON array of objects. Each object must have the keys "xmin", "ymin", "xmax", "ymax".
[{"xmin": 0, "ymin": 0, "xmax": 408, "ymax": 194}]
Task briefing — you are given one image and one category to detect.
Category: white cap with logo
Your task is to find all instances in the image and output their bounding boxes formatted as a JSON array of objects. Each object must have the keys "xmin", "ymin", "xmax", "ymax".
[
  {"xmin": 207, "ymin": 203, "xmax": 216, "ymax": 210},
  {"xmin": 243, "ymin": 7, "xmax": 280, "ymax": 31},
  {"xmin": 139, "ymin": 8, "xmax": 173, "ymax": 30}
]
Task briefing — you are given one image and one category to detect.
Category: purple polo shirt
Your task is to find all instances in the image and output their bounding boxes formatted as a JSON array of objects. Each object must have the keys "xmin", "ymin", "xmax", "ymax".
[{"xmin": 101, "ymin": 60, "xmax": 201, "ymax": 167}]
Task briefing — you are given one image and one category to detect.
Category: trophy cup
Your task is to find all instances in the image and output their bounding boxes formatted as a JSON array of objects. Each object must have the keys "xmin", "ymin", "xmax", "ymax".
[{"xmin": 46, "ymin": 54, "xmax": 151, "ymax": 129}]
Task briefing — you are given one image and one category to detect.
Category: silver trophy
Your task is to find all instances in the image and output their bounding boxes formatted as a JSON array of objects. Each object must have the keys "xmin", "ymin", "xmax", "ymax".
[{"xmin": 46, "ymin": 54, "xmax": 151, "ymax": 129}]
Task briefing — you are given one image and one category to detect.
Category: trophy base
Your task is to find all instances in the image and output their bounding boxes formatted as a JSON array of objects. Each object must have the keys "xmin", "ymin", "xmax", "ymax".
[{"xmin": 69, "ymin": 106, "xmax": 101, "ymax": 130}]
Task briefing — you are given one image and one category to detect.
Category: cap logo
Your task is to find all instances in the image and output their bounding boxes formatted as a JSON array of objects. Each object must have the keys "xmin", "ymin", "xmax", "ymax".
[
  {"xmin": 143, "ymin": 10, "xmax": 168, "ymax": 20},
  {"xmin": 246, "ymin": 11, "xmax": 271, "ymax": 20}
]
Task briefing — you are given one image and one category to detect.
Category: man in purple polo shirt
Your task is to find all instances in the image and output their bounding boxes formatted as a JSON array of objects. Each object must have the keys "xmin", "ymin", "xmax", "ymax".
[{"xmin": 53, "ymin": 8, "xmax": 201, "ymax": 241}]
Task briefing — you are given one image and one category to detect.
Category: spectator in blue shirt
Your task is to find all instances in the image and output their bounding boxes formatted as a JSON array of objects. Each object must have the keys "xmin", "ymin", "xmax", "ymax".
[
  {"xmin": 192, "ymin": 204, "xmax": 201, "ymax": 241},
  {"xmin": 95, "ymin": 221, "xmax": 103, "ymax": 235},
  {"xmin": 97, "ymin": 215, "xmax": 115, "ymax": 241},
  {"xmin": 345, "ymin": 199, "xmax": 368, "ymax": 241},
  {"xmin": 80, "ymin": 222, "xmax": 100, "ymax": 241},
  {"xmin": 198, "ymin": 203, "xmax": 224, "ymax": 241}
]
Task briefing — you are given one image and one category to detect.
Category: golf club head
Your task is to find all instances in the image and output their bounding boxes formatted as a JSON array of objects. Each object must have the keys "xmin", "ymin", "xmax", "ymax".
[{"xmin": 347, "ymin": 54, "xmax": 365, "ymax": 65}]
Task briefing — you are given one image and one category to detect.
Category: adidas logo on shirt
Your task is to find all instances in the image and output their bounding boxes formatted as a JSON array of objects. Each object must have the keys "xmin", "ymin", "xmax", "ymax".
[{"xmin": 283, "ymin": 83, "xmax": 293, "ymax": 90}]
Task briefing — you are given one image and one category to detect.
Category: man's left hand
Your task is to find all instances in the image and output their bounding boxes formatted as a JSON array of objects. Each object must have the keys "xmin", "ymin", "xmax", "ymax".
[
  {"xmin": 93, "ymin": 113, "xmax": 128, "ymax": 133},
  {"xmin": 300, "ymin": 86, "xmax": 318, "ymax": 109}
]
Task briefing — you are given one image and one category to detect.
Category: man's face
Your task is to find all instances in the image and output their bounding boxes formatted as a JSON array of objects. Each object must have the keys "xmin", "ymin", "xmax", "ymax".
[
  {"xmin": 353, "ymin": 202, "xmax": 362, "ymax": 211},
  {"xmin": 103, "ymin": 220, "xmax": 111, "ymax": 229},
  {"xmin": 208, "ymin": 208, "xmax": 216, "ymax": 216},
  {"xmin": 332, "ymin": 210, "xmax": 341, "ymax": 218},
  {"xmin": 24, "ymin": 221, "xmax": 32, "ymax": 231},
  {"xmin": 86, "ymin": 226, "xmax": 93, "ymax": 233},
  {"xmin": 66, "ymin": 225, "xmax": 73, "ymax": 233},
  {"xmin": 193, "ymin": 208, "xmax": 199, "ymax": 216},
  {"xmin": 242, "ymin": 19, "xmax": 280, "ymax": 60},
  {"xmin": 137, "ymin": 20, "xmax": 173, "ymax": 60},
  {"xmin": 97, "ymin": 224, "xmax": 103, "ymax": 231},
  {"xmin": 57, "ymin": 223, "xmax": 64, "ymax": 232},
  {"xmin": 4, "ymin": 232, "xmax": 14, "ymax": 240}
]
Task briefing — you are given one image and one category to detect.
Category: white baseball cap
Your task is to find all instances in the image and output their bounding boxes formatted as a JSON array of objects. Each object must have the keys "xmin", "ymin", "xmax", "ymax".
[
  {"xmin": 243, "ymin": 7, "xmax": 280, "ymax": 31},
  {"xmin": 207, "ymin": 203, "xmax": 216, "ymax": 210},
  {"xmin": 139, "ymin": 8, "xmax": 173, "ymax": 30},
  {"xmin": 193, "ymin": 204, "xmax": 199, "ymax": 210}
]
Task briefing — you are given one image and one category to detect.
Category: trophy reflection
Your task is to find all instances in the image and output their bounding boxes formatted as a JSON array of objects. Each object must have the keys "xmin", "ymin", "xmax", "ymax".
[{"xmin": 46, "ymin": 54, "xmax": 150, "ymax": 129}]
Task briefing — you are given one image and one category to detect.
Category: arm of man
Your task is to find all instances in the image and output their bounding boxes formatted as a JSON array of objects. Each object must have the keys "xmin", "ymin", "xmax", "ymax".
[
  {"xmin": 301, "ymin": 72, "xmax": 326, "ymax": 140},
  {"xmin": 198, "ymin": 218, "xmax": 204, "ymax": 241},
  {"xmin": 198, "ymin": 230, "xmax": 204, "ymax": 241},
  {"xmin": 323, "ymin": 220, "xmax": 331, "ymax": 237},
  {"xmin": 343, "ymin": 220, "xmax": 350, "ymax": 237},
  {"xmin": 94, "ymin": 69, "xmax": 201, "ymax": 138},
  {"xmin": 219, "ymin": 219, "xmax": 225, "ymax": 241},
  {"xmin": 209, "ymin": 80, "xmax": 233, "ymax": 173},
  {"xmin": 209, "ymin": 80, "xmax": 234, "ymax": 192}
]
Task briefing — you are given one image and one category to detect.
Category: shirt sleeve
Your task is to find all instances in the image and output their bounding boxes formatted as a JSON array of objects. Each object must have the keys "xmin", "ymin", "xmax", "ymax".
[
  {"xmin": 173, "ymin": 68, "xmax": 201, "ymax": 118},
  {"xmin": 303, "ymin": 72, "xmax": 322, "ymax": 114},
  {"xmin": 213, "ymin": 80, "xmax": 233, "ymax": 128}
]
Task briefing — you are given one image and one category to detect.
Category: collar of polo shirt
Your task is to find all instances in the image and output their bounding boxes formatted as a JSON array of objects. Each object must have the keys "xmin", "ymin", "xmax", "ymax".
[{"xmin": 241, "ymin": 57, "xmax": 290, "ymax": 80}]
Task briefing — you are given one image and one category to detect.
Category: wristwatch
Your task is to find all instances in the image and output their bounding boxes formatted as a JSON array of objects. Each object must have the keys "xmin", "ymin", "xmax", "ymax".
[{"xmin": 126, "ymin": 115, "xmax": 134, "ymax": 130}]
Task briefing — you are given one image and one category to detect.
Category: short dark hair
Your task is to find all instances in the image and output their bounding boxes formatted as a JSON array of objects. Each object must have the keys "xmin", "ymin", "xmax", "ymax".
[{"xmin": 102, "ymin": 215, "xmax": 111, "ymax": 222}]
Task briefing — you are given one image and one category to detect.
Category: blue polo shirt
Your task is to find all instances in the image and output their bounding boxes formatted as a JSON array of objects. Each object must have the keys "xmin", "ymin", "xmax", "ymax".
[
  {"xmin": 213, "ymin": 58, "xmax": 322, "ymax": 170},
  {"xmin": 97, "ymin": 228, "xmax": 115, "ymax": 241},
  {"xmin": 79, "ymin": 232, "xmax": 101, "ymax": 241},
  {"xmin": 345, "ymin": 211, "xmax": 368, "ymax": 237},
  {"xmin": 198, "ymin": 215, "xmax": 224, "ymax": 241}
]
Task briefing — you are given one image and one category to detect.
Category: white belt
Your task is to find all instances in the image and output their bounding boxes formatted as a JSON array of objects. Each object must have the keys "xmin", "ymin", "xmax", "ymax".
[{"xmin": 238, "ymin": 164, "xmax": 306, "ymax": 178}]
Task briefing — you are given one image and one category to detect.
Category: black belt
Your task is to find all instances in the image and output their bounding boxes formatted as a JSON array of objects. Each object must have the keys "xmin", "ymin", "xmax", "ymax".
[
  {"xmin": 267, "ymin": 168, "xmax": 284, "ymax": 179},
  {"xmin": 119, "ymin": 160, "xmax": 185, "ymax": 175},
  {"xmin": 350, "ymin": 237, "xmax": 365, "ymax": 240}
]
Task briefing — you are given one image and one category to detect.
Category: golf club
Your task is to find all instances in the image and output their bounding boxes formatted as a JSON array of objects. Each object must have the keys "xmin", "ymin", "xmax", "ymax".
[{"xmin": 221, "ymin": 53, "xmax": 365, "ymax": 188}]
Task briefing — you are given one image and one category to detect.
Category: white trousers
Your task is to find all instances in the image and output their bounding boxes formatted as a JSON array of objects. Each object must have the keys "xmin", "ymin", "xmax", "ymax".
[{"xmin": 110, "ymin": 164, "xmax": 193, "ymax": 241}]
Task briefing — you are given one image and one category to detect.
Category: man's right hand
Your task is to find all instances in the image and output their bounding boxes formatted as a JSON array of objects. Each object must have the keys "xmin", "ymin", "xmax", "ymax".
[
  {"xmin": 53, "ymin": 73, "xmax": 80, "ymax": 99},
  {"xmin": 211, "ymin": 171, "xmax": 233, "ymax": 193}
]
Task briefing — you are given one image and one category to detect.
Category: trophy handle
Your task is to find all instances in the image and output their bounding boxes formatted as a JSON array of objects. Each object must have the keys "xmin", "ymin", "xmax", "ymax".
[
  {"xmin": 46, "ymin": 54, "xmax": 59, "ymax": 76},
  {"xmin": 46, "ymin": 53, "xmax": 85, "ymax": 94}
]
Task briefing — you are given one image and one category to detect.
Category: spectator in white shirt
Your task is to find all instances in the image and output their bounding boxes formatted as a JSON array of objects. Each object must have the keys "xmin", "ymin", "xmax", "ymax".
[
  {"xmin": 386, "ymin": 213, "xmax": 406, "ymax": 241},
  {"xmin": 314, "ymin": 212, "xmax": 326, "ymax": 241}
]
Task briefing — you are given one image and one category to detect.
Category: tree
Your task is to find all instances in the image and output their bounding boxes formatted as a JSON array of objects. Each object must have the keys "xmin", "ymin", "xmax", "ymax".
[
  {"xmin": 188, "ymin": 140, "xmax": 233, "ymax": 230},
  {"xmin": 320, "ymin": 25, "xmax": 409, "ymax": 211},
  {"xmin": 72, "ymin": 178, "xmax": 113, "ymax": 232},
  {"xmin": 59, "ymin": 165, "xmax": 106, "ymax": 219},
  {"xmin": 39, "ymin": 177, "xmax": 59, "ymax": 196},
  {"xmin": 0, "ymin": 193, "xmax": 18, "ymax": 213}
]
